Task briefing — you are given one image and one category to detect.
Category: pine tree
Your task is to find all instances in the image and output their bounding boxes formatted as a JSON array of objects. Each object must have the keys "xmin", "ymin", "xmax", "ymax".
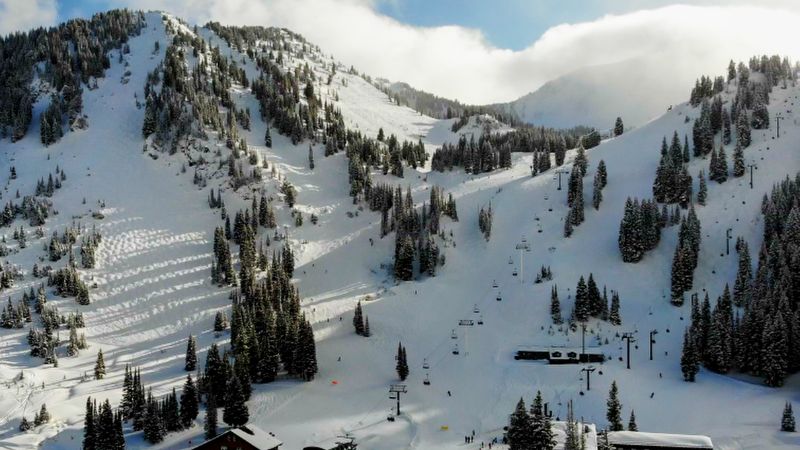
[
  {"xmin": 204, "ymin": 395, "xmax": 218, "ymax": 440},
  {"xmin": 143, "ymin": 392, "xmax": 164, "ymax": 444},
  {"xmin": 396, "ymin": 342, "xmax": 409, "ymax": 381},
  {"xmin": 606, "ymin": 381, "xmax": 623, "ymax": 431},
  {"xmin": 782, "ymin": 402, "xmax": 796, "ymax": 432},
  {"xmin": 530, "ymin": 391, "xmax": 556, "ymax": 450},
  {"xmin": 353, "ymin": 301, "xmax": 365, "ymax": 335},
  {"xmin": 308, "ymin": 145, "xmax": 315, "ymax": 170},
  {"xmin": 732, "ymin": 142, "xmax": 745, "ymax": 177},
  {"xmin": 83, "ymin": 398, "xmax": 96, "ymax": 450},
  {"xmin": 94, "ymin": 349, "xmax": 105, "ymax": 380},
  {"xmin": 180, "ymin": 374, "xmax": 199, "ymax": 429},
  {"xmin": 697, "ymin": 170, "xmax": 707, "ymax": 206},
  {"xmin": 507, "ymin": 398, "xmax": 533, "ymax": 450},
  {"xmin": 550, "ymin": 285, "xmax": 562, "ymax": 325},
  {"xmin": 609, "ymin": 291, "xmax": 622, "ymax": 325},
  {"xmin": 364, "ymin": 316, "xmax": 371, "ymax": 337},
  {"xmin": 223, "ymin": 374, "xmax": 249, "ymax": 427},
  {"xmin": 762, "ymin": 311, "xmax": 788, "ymax": 387},
  {"xmin": 185, "ymin": 335, "xmax": 197, "ymax": 371},
  {"xmin": 573, "ymin": 276, "xmax": 589, "ymax": 322},
  {"xmin": 681, "ymin": 328, "xmax": 699, "ymax": 382},
  {"xmin": 614, "ymin": 117, "xmax": 624, "ymax": 136},
  {"xmin": 592, "ymin": 170, "xmax": 603, "ymax": 210},
  {"xmin": 628, "ymin": 410, "xmax": 638, "ymax": 431}
]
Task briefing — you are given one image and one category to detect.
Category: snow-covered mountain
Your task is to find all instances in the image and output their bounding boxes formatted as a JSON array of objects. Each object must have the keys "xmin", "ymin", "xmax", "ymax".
[
  {"xmin": 502, "ymin": 58, "xmax": 694, "ymax": 130},
  {"xmin": 0, "ymin": 10, "xmax": 798, "ymax": 450}
]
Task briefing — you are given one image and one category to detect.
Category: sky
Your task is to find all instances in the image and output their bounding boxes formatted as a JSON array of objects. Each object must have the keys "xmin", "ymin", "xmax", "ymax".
[{"xmin": 2, "ymin": 0, "xmax": 800, "ymax": 105}]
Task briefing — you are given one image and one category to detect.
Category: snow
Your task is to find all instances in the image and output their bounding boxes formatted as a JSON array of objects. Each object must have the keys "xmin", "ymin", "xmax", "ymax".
[
  {"xmin": 0, "ymin": 11, "xmax": 799, "ymax": 450},
  {"xmin": 607, "ymin": 431, "xmax": 713, "ymax": 449}
]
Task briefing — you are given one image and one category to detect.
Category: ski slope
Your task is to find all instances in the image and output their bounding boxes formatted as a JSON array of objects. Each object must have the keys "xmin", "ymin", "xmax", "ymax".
[{"xmin": 0, "ymin": 11, "xmax": 798, "ymax": 450}]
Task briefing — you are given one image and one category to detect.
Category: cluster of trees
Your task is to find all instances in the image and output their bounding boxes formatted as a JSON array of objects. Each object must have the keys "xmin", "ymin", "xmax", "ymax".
[
  {"xmin": 431, "ymin": 125, "xmax": 589, "ymax": 174},
  {"xmin": 391, "ymin": 186, "xmax": 456, "ymax": 280},
  {"xmin": 48, "ymin": 226, "xmax": 79, "ymax": 262},
  {"xmin": 82, "ymin": 397, "xmax": 125, "ymax": 450},
  {"xmin": 681, "ymin": 175, "xmax": 800, "ymax": 388},
  {"xmin": 49, "ymin": 262, "xmax": 90, "ymax": 305},
  {"xmin": 353, "ymin": 301, "xmax": 371, "ymax": 337},
  {"xmin": 80, "ymin": 226, "xmax": 103, "ymax": 269},
  {"xmin": 653, "ymin": 132, "xmax": 692, "ymax": 206},
  {"xmin": 669, "ymin": 207, "xmax": 702, "ymax": 305},
  {"xmin": 377, "ymin": 81, "xmax": 518, "ymax": 124},
  {"xmin": 592, "ymin": 160, "xmax": 608, "ymax": 210},
  {"xmin": 478, "ymin": 204, "xmax": 493, "ymax": 241},
  {"xmin": 34, "ymin": 169, "xmax": 66, "ymax": 197},
  {"xmin": 395, "ymin": 342, "xmax": 409, "ymax": 381},
  {"xmin": 2, "ymin": 194, "xmax": 55, "ymax": 228},
  {"xmin": 618, "ymin": 198, "xmax": 665, "ymax": 262},
  {"xmin": 568, "ymin": 274, "xmax": 622, "ymax": 325},
  {"xmin": 1, "ymin": 9, "xmax": 144, "ymax": 142},
  {"xmin": 430, "ymin": 133, "xmax": 510, "ymax": 173},
  {"xmin": 1, "ymin": 296, "xmax": 31, "ymax": 328},
  {"xmin": 563, "ymin": 147, "xmax": 592, "ymax": 237},
  {"xmin": 18, "ymin": 404, "xmax": 52, "ymax": 433},
  {"xmin": 115, "ymin": 365, "xmax": 204, "ymax": 445},
  {"xmin": 506, "ymin": 392, "xmax": 556, "ymax": 450}
]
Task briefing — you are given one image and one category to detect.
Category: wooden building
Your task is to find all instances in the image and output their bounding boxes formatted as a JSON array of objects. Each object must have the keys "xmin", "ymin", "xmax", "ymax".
[
  {"xmin": 514, "ymin": 345, "xmax": 604, "ymax": 364},
  {"xmin": 191, "ymin": 425, "xmax": 282, "ymax": 450}
]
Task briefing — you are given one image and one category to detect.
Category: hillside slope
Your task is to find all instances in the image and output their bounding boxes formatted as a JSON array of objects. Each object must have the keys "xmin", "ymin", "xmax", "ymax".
[{"xmin": 0, "ymin": 11, "xmax": 798, "ymax": 450}]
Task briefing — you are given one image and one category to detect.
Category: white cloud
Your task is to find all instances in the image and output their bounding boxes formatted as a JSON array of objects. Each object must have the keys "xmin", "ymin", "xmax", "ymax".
[
  {"xmin": 0, "ymin": 0, "xmax": 57, "ymax": 35},
  {"xmin": 14, "ymin": 0, "xmax": 800, "ymax": 106}
]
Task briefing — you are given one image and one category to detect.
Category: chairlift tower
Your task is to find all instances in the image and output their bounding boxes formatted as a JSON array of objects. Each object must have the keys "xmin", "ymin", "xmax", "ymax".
[
  {"xmin": 458, "ymin": 319, "xmax": 474, "ymax": 356},
  {"xmin": 516, "ymin": 236, "xmax": 531, "ymax": 283},
  {"xmin": 389, "ymin": 384, "xmax": 407, "ymax": 415}
]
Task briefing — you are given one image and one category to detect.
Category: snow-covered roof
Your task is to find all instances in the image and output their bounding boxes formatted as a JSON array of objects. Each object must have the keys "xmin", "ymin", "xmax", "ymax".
[
  {"xmin": 608, "ymin": 431, "xmax": 713, "ymax": 449},
  {"xmin": 230, "ymin": 425, "xmax": 283, "ymax": 449}
]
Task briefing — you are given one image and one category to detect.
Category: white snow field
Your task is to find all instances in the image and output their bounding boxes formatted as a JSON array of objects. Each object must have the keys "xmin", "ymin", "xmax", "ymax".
[{"xmin": 0, "ymin": 11, "xmax": 799, "ymax": 450}]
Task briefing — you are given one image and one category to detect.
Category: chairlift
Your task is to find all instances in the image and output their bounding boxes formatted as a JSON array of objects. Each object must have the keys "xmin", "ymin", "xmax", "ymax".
[
  {"xmin": 512, "ymin": 269, "xmax": 518, "ymax": 276},
  {"xmin": 508, "ymin": 256, "xmax": 513, "ymax": 264},
  {"xmin": 452, "ymin": 344, "xmax": 460, "ymax": 355},
  {"xmin": 496, "ymin": 292, "xmax": 502, "ymax": 301},
  {"xmin": 473, "ymin": 304, "xmax": 480, "ymax": 313},
  {"xmin": 492, "ymin": 280, "xmax": 498, "ymax": 288},
  {"xmin": 422, "ymin": 358, "xmax": 430, "ymax": 370},
  {"xmin": 451, "ymin": 329, "xmax": 457, "ymax": 339},
  {"xmin": 423, "ymin": 373, "xmax": 431, "ymax": 386},
  {"xmin": 477, "ymin": 315, "xmax": 484, "ymax": 325}
]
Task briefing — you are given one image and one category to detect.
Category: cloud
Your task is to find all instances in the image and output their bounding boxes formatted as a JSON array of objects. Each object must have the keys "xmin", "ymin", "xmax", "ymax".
[
  {"xmin": 0, "ymin": 0, "xmax": 58, "ymax": 35},
  {"xmin": 106, "ymin": 1, "xmax": 800, "ymax": 104},
  {"xmin": 11, "ymin": 0, "xmax": 800, "ymax": 105}
]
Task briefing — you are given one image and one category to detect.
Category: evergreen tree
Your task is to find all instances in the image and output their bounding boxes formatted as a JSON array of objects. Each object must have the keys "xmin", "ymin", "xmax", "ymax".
[
  {"xmin": 223, "ymin": 375, "xmax": 249, "ymax": 427},
  {"xmin": 736, "ymin": 110, "xmax": 751, "ymax": 148},
  {"xmin": 609, "ymin": 291, "xmax": 622, "ymax": 326},
  {"xmin": 185, "ymin": 335, "xmax": 197, "ymax": 371},
  {"xmin": 180, "ymin": 375, "xmax": 199, "ymax": 429},
  {"xmin": 762, "ymin": 311, "xmax": 788, "ymax": 387},
  {"xmin": 143, "ymin": 392, "xmax": 164, "ymax": 444},
  {"xmin": 507, "ymin": 398, "xmax": 533, "ymax": 450},
  {"xmin": 94, "ymin": 349, "xmax": 105, "ymax": 380},
  {"xmin": 353, "ymin": 301, "xmax": 365, "ymax": 335},
  {"xmin": 204, "ymin": 395, "xmax": 218, "ymax": 440},
  {"xmin": 697, "ymin": 170, "xmax": 707, "ymax": 206},
  {"xmin": 530, "ymin": 391, "xmax": 556, "ymax": 450},
  {"xmin": 606, "ymin": 381, "xmax": 623, "ymax": 431},
  {"xmin": 83, "ymin": 398, "xmax": 96, "ymax": 450},
  {"xmin": 681, "ymin": 328, "xmax": 699, "ymax": 382},
  {"xmin": 628, "ymin": 410, "xmax": 638, "ymax": 432},
  {"xmin": 614, "ymin": 117, "xmax": 624, "ymax": 136},
  {"xmin": 782, "ymin": 402, "xmax": 796, "ymax": 432},
  {"xmin": 733, "ymin": 142, "xmax": 745, "ymax": 177},
  {"xmin": 396, "ymin": 342, "xmax": 409, "ymax": 381},
  {"xmin": 550, "ymin": 285, "xmax": 562, "ymax": 325},
  {"xmin": 573, "ymin": 276, "xmax": 589, "ymax": 322}
]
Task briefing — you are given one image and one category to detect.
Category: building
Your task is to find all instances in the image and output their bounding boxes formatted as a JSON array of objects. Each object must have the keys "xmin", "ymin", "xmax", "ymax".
[
  {"xmin": 607, "ymin": 431, "xmax": 713, "ymax": 450},
  {"xmin": 192, "ymin": 425, "xmax": 282, "ymax": 450},
  {"xmin": 514, "ymin": 345, "xmax": 605, "ymax": 364}
]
